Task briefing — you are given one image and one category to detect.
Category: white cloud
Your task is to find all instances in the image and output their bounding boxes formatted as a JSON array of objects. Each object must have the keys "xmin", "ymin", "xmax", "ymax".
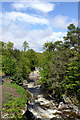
[
  {"xmin": 12, "ymin": 3, "xmax": 25, "ymax": 10},
  {"xmin": 12, "ymin": 2, "xmax": 29, "ymax": 11},
  {"xmin": 12, "ymin": 1, "xmax": 55, "ymax": 13},
  {"xmin": 50, "ymin": 32, "xmax": 66, "ymax": 40},
  {"xmin": 52, "ymin": 15, "xmax": 78, "ymax": 29},
  {"xmin": 31, "ymin": 1, "xmax": 55, "ymax": 13},
  {"xmin": 3, "ymin": 23, "xmax": 66, "ymax": 52},
  {"xmin": 53, "ymin": 15, "xmax": 68, "ymax": 29},
  {"xmin": 3, "ymin": 23, "xmax": 28, "ymax": 49},
  {"xmin": 3, "ymin": 11, "xmax": 48, "ymax": 25}
]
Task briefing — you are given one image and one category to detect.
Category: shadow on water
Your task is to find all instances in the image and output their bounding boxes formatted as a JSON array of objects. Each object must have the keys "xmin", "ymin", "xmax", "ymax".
[
  {"xmin": 27, "ymin": 79, "xmax": 35, "ymax": 83},
  {"xmin": 27, "ymin": 87, "xmax": 41, "ymax": 95}
]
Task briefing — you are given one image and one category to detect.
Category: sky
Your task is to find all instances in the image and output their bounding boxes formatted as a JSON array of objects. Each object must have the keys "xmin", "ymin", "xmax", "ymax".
[{"xmin": 1, "ymin": 1, "xmax": 78, "ymax": 52}]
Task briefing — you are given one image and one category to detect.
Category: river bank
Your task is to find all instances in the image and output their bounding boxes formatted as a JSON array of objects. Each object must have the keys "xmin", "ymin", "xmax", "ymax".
[
  {"xmin": 1, "ymin": 68, "xmax": 80, "ymax": 119},
  {"xmin": 23, "ymin": 68, "xmax": 80, "ymax": 120}
]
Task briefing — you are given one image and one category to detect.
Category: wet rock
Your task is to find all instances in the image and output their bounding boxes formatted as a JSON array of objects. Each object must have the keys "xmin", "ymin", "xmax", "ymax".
[
  {"xmin": 37, "ymin": 94, "xmax": 43, "ymax": 98},
  {"xmin": 62, "ymin": 95, "xmax": 80, "ymax": 119},
  {"xmin": 61, "ymin": 113, "xmax": 70, "ymax": 119},
  {"xmin": 24, "ymin": 69, "xmax": 80, "ymax": 120},
  {"xmin": 38, "ymin": 98, "xmax": 50, "ymax": 105},
  {"xmin": 62, "ymin": 109, "xmax": 72, "ymax": 114},
  {"xmin": 72, "ymin": 105, "xmax": 78, "ymax": 112},
  {"xmin": 35, "ymin": 118, "xmax": 42, "ymax": 120},
  {"xmin": 50, "ymin": 115, "xmax": 63, "ymax": 120},
  {"xmin": 52, "ymin": 110, "xmax": 62, "ymax": 115},
  {"xmin": 37, "ymin": 97, "xmax": 57, "ymax": 109},
  {"xmin": 58, "ymin": 102, "xmax": 69, "ymax": 110}
]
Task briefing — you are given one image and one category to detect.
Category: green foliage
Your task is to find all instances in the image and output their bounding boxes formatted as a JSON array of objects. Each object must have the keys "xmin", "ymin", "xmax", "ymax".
[
  {"xmin": 2, "ymin": 55, "xmax": 17, "ymax": 75},
  {"xmin": 39, "ymin": 51, "xmax": 53, "ymax": 84},
  {"xmin": 2, "ymin": 41, "xmax": 31, "ymax": 84},
  {"xmin": 13, "ymin": 49, "xmax": 20, "ymax": 60},
  {"xmin": 5, "ymin": 92, "xmax": 12, "ymax": 101},
  {"xmin": 65, "ymin": 59, "xmax": 80, "ymax": 99},
  {"xmin": 36, "ymin": 52, "xmax": 42, "ymax": 66},
  {"xmin": 1, "ymin": 24, "xmax": 80, "ymax": 105},
  {"xmin": 11, "ymin": 75, "xmax": 23, "ymax": 86},
  {"xmin": 3, "ymin": 82, "xmax": 30, "ymax": 119},
  {"xmin": 2, "ymin": 40, "xmax": 39, "ymax": 85},
  {"xmin": 0, "ymin": 42, "xmax": 2, "ymax": 70},
  {"xmin": 4, "ymin": 82, "xmax": 28, "ymax": 96},
  {"xmin": 23, "ymin": 41, "xmax": 29, "ymax": 52},
  {"xmin": 26, "ymin": 49, "xmax": 38, "ymax": 71},
  {"xmin": 43, "ymin": 42, "xmax": 55, "ymax": 51},
  {"xmin": 63, "ymin": 24, "xmax": 80, "ymax": 50},
  {"xmin": 4, "ymin": 97, "xmax": 25, "ymax": 118},
  {"xmin": 39, "ymin": 24, "xmax": 80, "ymax": 102}
]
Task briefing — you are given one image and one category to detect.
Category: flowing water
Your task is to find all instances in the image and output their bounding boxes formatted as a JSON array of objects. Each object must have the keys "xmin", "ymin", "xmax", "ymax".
[
  {"xmin": 26, "ymin": 68, "xmax": 57, "ymax": 119},
  {"xmin": 25, "ymin": 68, "xmax": 80, "ymax": 120}
]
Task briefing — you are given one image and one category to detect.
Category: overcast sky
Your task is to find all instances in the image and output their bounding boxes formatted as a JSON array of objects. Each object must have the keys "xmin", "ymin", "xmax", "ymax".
[{"xmin": 1, "ymin": 1, "xmax": 78, "ymax": 52}]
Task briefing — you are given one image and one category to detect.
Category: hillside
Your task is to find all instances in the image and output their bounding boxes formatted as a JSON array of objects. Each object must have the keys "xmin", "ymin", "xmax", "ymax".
[{"xmin": 2, "ymin": 77, "xmax": 32, "ymax": 119}]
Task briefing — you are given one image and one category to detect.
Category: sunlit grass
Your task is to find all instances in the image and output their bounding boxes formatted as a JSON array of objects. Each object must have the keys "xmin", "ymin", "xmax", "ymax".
[{"xmin": 0, "ymin": 70, "xmax": 5, "ymax": 77}]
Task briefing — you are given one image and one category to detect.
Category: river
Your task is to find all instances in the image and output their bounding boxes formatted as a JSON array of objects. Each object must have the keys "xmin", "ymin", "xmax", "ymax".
[{"xmin": 23, "ymin": 68, "xmax": 80, "ymax": 120}]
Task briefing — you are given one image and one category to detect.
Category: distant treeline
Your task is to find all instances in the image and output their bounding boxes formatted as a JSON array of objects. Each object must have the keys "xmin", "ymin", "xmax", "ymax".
[{"xmin": 0, "ymin": 40, "xmax": 40, "ymax": 85}]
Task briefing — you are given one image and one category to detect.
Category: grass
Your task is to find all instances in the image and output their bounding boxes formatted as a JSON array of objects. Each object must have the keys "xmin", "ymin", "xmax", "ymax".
[
  {"xmin": 2, "ymin": 79, "xmax": 32, "ymax": 119},
  {"xmin": 0, "ymin": 70, "xmax": 5, "ymax": 77},
  {"xmin": 4, "ymin": 82, "xmax": 28, "ymax": 95},
  {"xmin": 4, "ymin": 97, "xmax": 24, "ymax": 119},
  {"xmin": 5, "ymin": 92, "xmax": 12, "ymax": 101}
]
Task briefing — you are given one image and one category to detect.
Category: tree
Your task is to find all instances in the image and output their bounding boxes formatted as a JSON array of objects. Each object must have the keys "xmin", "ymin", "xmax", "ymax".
[
  {"xmin": 13, "ymin": 49, "xmax": 20, "ymax": 60},
  {"xmin": 6, "ymin": 42, "xmax": 14, "ymax": 56},
  {"xmin": 23, "ymin": 41, "xmax": 29, "ymax": 52},
  {"xmin": 26, "ymin": 49, "xmax": 38, "ymax": 71},
  {"xmin": 65, "ymin": 54, "xmax": 80, "ymax": 100},
  {"xmin": 63, "ymin": 24, "xmax": 80, "ymax": 51},
  {"xmin": 54, "ymin": 41, "xmax": 63, "ymax": 51},
  {"xmin": 39, "ymin": 24, "xmax": 80, "ymax": 102},
  {"xmin": 6, "ymin": 41, "xmax": 14, "ymax": 50},
  {"xmin": 43, "ymin": 42, "xmax": 55, "ymax": 52},
  {"xmin": 2, "ymin": 55, "xmax": 17, "ymax": 75}
]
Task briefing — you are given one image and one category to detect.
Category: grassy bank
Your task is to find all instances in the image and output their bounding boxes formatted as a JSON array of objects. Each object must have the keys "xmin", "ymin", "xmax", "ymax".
[
  {"xmin": 2, "ymin": 78, "xmax": 32, "ymax": 119},
  {"xmin": 0, "ymin": 70, "xmax": 5, "ymax": 77}
]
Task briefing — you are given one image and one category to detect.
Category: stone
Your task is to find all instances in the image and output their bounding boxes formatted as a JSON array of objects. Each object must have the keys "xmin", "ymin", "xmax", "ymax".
[
  {"xmin": 73, "ymin": 105, "xmax": 78, "ymax": 112},
  {"xmin": 61, "ymin": 113, "xmax": 69, "ymax": 119},
  {"xmin": 58, "ymin": 102, "xmax": 69, "ymax": 110},
  {"xmin": 36, "ymin": 118, "xmax": 42, "ymax": 120}
]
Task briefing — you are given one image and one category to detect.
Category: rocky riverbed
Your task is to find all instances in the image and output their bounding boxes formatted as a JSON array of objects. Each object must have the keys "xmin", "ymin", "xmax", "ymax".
[{"xmin": 23, "ymin": 68, "xmax": 80, "ymax": 120}]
